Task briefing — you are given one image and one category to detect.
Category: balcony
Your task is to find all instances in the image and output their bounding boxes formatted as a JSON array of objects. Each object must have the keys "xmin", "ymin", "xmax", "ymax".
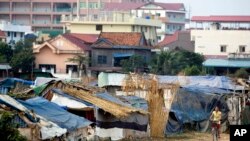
[
  {"xmin": 228, "ymin": 53, "xmax": 250, "ymax": 60},
  {"xmin": 33, "ymin": 8, "xmax": 52, "ymax": 13},
  {"xmin": 54, "ymin": 8, "xmax": 71, "ymax": 12}
]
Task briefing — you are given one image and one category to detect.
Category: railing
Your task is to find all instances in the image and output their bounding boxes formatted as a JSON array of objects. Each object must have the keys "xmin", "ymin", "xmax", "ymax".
[
  {"xmin": 54, "ymin": 8, "xmax": 71, "ymax": 12},
  {"xmin": 0, "ymin": 8, "xmax": 10, "ymax": 11},
  {"xmin": 228, "ymin": 53, "xmax": 250, "ymax": 59},
  {"xmin": 33, "ymin": 8, "xmax": 51, "ymax": 12},
  {"xmin": 13, "ymin": 8, "xmax": 30, "ymax": 12},
  {"xmin": 32, "ymin": 20, "xmax": 51, "ymax": 24}
]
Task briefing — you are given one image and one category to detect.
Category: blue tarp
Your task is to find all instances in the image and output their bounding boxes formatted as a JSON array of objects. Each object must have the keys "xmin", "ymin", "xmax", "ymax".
[
  {"xmin": 19, "ymin": 97, "xmax": 92, "ymax": 131},
  {"xmin": 158, "ymin": 75, "xmax": 243, "ymax": 90},
  {"xmin": 0, "ymin": 78, "xmax": 34, "ymax": 88},
  {"xmin": 166, "ymin": 86, "xmax": 230, "ymax": 134},
  {"xmin": 113, "ymin": 53, "xmax": 133, "ymax": 58}
]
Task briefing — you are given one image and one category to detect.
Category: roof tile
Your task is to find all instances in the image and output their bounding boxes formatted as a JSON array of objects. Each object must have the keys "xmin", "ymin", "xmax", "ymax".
[
  {"xmin": 62, "ymin": 33, "xmax": 93, "ymax": 51},
  {"xmin": 99, "ymin": 32, "xmax": 143, "ymax": 46},
  {"xmin": 191, "ymin": 15, "xmax": 250, "ymax": 22}
]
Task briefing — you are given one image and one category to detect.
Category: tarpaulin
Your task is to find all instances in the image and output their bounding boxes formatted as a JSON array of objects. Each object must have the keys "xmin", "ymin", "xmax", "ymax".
[{"xmin": 19, "ymin": 97, "xmax": 92, "ymax": 131}]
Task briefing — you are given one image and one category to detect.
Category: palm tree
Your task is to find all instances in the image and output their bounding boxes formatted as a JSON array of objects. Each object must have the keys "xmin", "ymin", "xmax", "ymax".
[{"xmin": 67, "ymin": 54, "xmax": 89, "ymax": 77}]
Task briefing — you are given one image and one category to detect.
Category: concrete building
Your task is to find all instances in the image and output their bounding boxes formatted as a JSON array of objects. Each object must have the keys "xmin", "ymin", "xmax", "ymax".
[
  {"xmin": 0, "ymin": 0, "xmax": 153, "ymax": 31},
  {"xmin": 191, "ymin": 15, "xmax": 250, "ymax": 59},
  {"xmin": 33, "ymin": 33, "xmax": 98, "ymax": 78},
  {"xmin": 61, "ymin": 11, "xmax": 161, "ymax": 45},
  {"xmin": 157, "ymin": 31, "xmax": 194, "ymax": 52},
  {"xmin": 104, "ymin": 2, "xmax": 186, "ymax": 42},
  {"xmin": 90, "ymin": 32, "xmax": 151, "ymax": 72},
  {"xmin": 0, "ymin": 21, "xmax": 32, "ymax": 45},
  {"xmin": 0, "ymin": 30, "xmax": 6, "ymax": 43}
]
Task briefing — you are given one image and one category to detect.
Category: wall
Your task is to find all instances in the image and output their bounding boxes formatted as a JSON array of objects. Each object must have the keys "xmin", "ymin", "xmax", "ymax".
[
  {"xmin": 91, "ymin": 48, "xmax": 151, "ymax": 68},
  {"xmin": 191, "ymin": 30, "xmax": 250, "ymax": 57},
  {"xmin": 35, "ymin": 46, "xmax": 79, "ymax": 73}
]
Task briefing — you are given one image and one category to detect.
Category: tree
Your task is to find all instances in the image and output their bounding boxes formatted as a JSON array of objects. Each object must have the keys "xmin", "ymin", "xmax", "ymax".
[
  {"xmin": 150, "ymin": 50, "xmax": 204, "ymax": 75},
  {"xmin": 121, "ymin": 55, "xmax": 147, "ymax": 72},
  {"xmin": 0, "ymin": 111, "xmax": 27, "ymax": 141},
  {"xmin": 183, "ymin": 65, "xmax": 201, "ymax": 76},
  {"xmin": 234, "ymin": 68, "xmax": 249, "ymax": 79},
  {"xmin": 0, "ymin": 42, "xmax": 13, "ymax": 63},
  {"xmin": 67, "ymin": 54, "xmax": 89, "ymax": 77},
  {"xmin": 10, "ymin": 40, "xmax": 35, "ymax": 72}
]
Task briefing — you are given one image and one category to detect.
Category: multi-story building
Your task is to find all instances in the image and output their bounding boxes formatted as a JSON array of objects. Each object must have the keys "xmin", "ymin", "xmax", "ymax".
[
  {"xmin": 0, "ymin": 20, "xmax": 32, "ymax": 45},
  {"xmin": 0, "ymin": 0, "xmax": 153, "ymax": 32},
  {"xmin": 191, "ymin": 15, "xmax": 250, "ymax": 59},
  {"xmin": 103, "ymin": 2, "xmax": 186, "ymax": 42},
  {"xmin": 61, "ymin": 11, "xmax": 161, "ymax": 45}
]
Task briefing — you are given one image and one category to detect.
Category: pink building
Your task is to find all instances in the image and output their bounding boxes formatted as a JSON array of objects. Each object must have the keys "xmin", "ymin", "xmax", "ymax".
[{"xmin": 0, "ymin": 0, "xmax": 153, "ymax": 31}]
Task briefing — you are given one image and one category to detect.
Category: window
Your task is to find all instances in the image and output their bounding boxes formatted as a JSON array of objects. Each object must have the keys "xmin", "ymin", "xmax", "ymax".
[
  {"xmin": 7, "ymin": 32, "xmax": 10, "ymax": 37},
  {"xmin": 132, "ymin": 26, "xmax": 135, "ymax": 32},
  {"xmin": 98, "ymin": 55, "xmax": 107, "ymax": 64},
  {"xmin": 167, "ymin": 25, "xmax": 170, "ymax": 29},
  {"xmin": 96, "ymin": 25, "xmax": 102, "ymax": 31},
  {"xmin": 239, "ymin": 45, "xmax": 246, "ymax": 53},
  {"xmin": 220, "ymin": 45, "xmax": 227, "ymax": 52},
  {"xmin": 157, "ymin": 36, "xmax": 161, "ymax": 40},
  {"xmin": 20, "ymin": 33, "xmax": 23, "ymax": 38},
  {"xmin": 144, "ymin": 27, "xmax": 148, "ymax": 32},
  {"xmin": 14, "ymin": 32, "xmax": 16, "ymax": 37},
  {"xmin": 156, "ymin": 13, "xmax": 161, "ymax": 17},
  {"xmin": 93, "ymin": 15, "xmax": 98, "ymax": 19}
]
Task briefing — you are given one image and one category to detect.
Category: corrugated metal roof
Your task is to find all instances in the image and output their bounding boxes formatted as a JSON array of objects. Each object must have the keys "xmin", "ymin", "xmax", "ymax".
[
  {"xmin": 191, "ymin": 15, "xmax": 250, "ymax": 22},
  {"xmin": 203, "ymin": 59, "xmax": 250, "ymax": 68}
]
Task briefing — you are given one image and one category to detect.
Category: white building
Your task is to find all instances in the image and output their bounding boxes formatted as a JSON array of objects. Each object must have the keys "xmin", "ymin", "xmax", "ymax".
[
  {"xmin": 103, "ymin": 2, "xmax": 186, "ymax": 42},
  {"xmin": 61, "ymin": 11, "xmax": 161, "ymax": 46},
  {"xmin": 0, "ymin": 21, "xmax": 33, "ymax": 45},
  {"xmin": 190, "ymin": 16, "xmax": 250, "ymax": 59}
]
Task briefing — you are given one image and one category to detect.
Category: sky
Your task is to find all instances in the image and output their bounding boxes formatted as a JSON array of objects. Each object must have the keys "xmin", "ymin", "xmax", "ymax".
[{"xmin": 156, "ymin": 0, "xmax": 250, "ymax": 17}]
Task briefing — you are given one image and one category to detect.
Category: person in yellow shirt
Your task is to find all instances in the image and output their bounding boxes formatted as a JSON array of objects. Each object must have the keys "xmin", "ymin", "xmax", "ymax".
[{"xmin": 210, "ymin": 106, "xmax": 222, "ymax": 138}]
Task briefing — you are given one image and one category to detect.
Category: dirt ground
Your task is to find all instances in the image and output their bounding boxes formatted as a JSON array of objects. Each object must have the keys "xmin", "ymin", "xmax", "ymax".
[{"xmin": 123, "ymin": 131, "xmax": 230, "ymax": 141}]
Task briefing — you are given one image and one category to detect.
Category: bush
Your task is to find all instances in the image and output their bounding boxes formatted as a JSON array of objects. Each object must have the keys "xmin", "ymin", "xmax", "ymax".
[
  {"xmin": 183, "ymin": 65, "xmax": 201, "ymax": 76},
  {"xmin": 0, "ymin": 111, "xmax": 27, "ymax": 141},
  {"xmin": 234, "ymin": 68, "xmax": 249, "ymax": 79}
]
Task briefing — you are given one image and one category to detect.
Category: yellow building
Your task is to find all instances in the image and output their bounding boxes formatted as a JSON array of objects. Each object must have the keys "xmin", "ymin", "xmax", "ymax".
[{"xmin": 61, "ymin": 11, "xmax": 162, "ymax": 45}]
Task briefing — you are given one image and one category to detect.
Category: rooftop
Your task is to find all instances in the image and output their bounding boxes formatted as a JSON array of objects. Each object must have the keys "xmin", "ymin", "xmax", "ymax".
[
  {"xmin": 158, "ymin": 31, "xmax": 190, "ymax": 47},
  {"xmin": 99, "ymin": 32, "xmax": 144, "ymax": 46},
  {"xmin": 191, "ymin": 15, "xmax": 250, "ymax": 23},
  {"xmin": 62, "ymin": 33, "xmax": 92, "ymax": 51},
  {"xmin": 69, "ymin": 33, "xmax": 98, "ymax": 43},
  {"xmin": 104, "ymin": 2, "xmax": 185, "ymax": 11}
]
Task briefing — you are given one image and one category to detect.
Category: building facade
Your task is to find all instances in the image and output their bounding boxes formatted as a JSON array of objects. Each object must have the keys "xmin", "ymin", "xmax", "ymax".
[
  {"xmin": 191, "ymin": 15, "xmax": 250, "ymax": 59},
  {"xmin": 158, "ymin": 31, "xmax": 194, "ymax": 52},
  {"xmin": 103, "ymin": 2, "xmax": 186, "ymax": 42},
  {"xmin": 90, "ymin": 32, "xmax": 151, "ymax": 72},
  {"xmin": 33, "ymin": 33, "xmax": 98, "ymax": 77},
  {"xmin": 0, "ymin": 0, "xmax": 153, "ymax": 31},
  {"xmin": 0, "ymin": 20, "xmax": 32, "ymax": 45},
  {"xmin": 61, "ymin": 11, "xmax": 161, "ymax": 45}
]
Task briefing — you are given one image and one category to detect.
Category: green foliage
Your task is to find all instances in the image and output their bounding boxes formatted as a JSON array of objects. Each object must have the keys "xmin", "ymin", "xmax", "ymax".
[
  {"xmin": 10, "ymin": 40, "xmax": 35, "ymax": 72},
  {"xmin": 183, "ymin": 65, "xmax": 201, "ymax": 76},
  {"xmin": 67, "ymin": 54, "xmax": 89, "ymax": 76},
  {"xmin": 0, "ymin": 111, "xmax": 27, "ymax": 141},
  {"xmin": 0, "ymin": 42, "xmax": 13, "ymax": 63},
  {"xmin": 150, "ymin": 50, "xmax": 204, "ymax": 75},
  {"xmin": 234, "ymin": 68, "xmax": 249, "ymax": 79},
  {"xmin": 121, "ymin": 55, "xmax": 146, "ymax": 72}
]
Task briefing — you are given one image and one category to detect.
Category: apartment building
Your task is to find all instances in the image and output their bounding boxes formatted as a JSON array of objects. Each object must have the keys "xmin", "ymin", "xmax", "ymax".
[
  {"xmin": 0, "ymin": 0, "xmax": 153, "ymax": 32},
  {"xmin": 0, "ymin": 20, "xmax": 32, "ymax": 45},
  {"xmin": 61, "ymin": 11, "xmax": 161, "ymax": 45},
  {"xmin": 190, "ymin": 15, "xmax": 250, "ymax": 59},
  {"xmin": 103, "ymin": 2, "xmax": 186, "ymax": 42}
]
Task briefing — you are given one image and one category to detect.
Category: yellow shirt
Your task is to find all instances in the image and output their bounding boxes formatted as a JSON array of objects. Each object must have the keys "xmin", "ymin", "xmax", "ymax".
[{"xmin": 212, "ymin": 111, "xmax": 221, "ymax": 122}]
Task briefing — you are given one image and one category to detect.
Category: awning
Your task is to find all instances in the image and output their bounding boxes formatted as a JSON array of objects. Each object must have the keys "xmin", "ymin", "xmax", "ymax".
[
  {"xmin": 203, "ymin": 59, "xmax": 250, "ymax": 68},
  {"xmin": 113, "ymin": 53, "xmax": 133, "ymax": 58}
]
